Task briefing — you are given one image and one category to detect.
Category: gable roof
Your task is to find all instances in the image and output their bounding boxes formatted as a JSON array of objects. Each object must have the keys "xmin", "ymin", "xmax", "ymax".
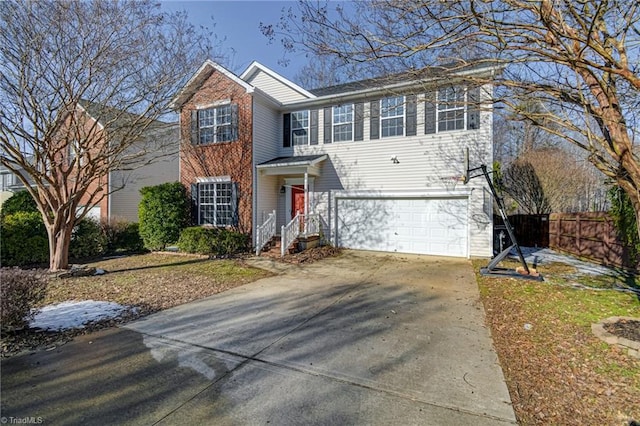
[
  {"xmin": 170, "ymin": 60, "xmax": 255, "ymax": 110},
  {"xmin": 240, "ymin": 61, "xmax": 316, "ymax": 100},
  {"xmin": 280, "ymin": 61, "xmax": 502, "ymax": 109}
]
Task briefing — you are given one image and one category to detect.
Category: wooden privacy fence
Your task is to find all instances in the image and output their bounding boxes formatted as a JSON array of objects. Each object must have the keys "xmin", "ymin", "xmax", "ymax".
[
  {"xmin": 493, "ymin": 214, "xmax": 549, "ymax": 250},
  {"xmin": 549, "ymin": 212, "xmax": 639, "ymax": 271}
]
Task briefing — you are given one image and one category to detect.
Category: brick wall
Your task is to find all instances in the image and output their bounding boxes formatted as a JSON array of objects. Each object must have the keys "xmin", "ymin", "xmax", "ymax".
[{"xmin": 179, "ymin": 70, "xmax": 254, "ymax": 235}]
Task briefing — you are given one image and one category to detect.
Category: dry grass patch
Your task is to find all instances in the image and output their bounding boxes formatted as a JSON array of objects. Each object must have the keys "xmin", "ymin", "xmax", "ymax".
[
  {"xmin": 475, "ymin": 259, "xmax": 640, "ymax": 425},
  {"xmin": 2, "ymin": 253, "xmax": 272, "ymax": 357}
]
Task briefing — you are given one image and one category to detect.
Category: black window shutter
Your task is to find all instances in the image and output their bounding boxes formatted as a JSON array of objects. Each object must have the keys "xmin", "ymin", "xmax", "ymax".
[
  {"xmin": 467, "ymin": 87, "xmax": 480, "ymax": 130},
  {"xmin": 190, "ymin": 110, "xmax": 199, "ymax": 144},
  {"xmin": 231, "ymin": 182, "xmax": 239, "ymax": 227},
  {"xmin": 231, "ymin": 104, "xmax": 239, "ymax": 140},
  {"xmin": 310, "ymin": 109, "xmax": 319, "ymax": 145},
  {"xmin": 406, "ymin": 94, "xmax": 417, "ymax": 136},
  {"xmin": 354, "ymin": 102, "xmax": 364, "ymax": 141},
  {"xmin": 424, "ymin": 92, "xmax": 436, "ymax": 134},
  {"xmin": 190, "ymin": 183, "xmax": 199, "ymax": 225},
  {"xmin": 283, "ymin": 113, "xmax": 291, "ymax": 147},
  {"xmin": 370, "ymin": 100, "xmax": 380, "ymax": 140},
  {"xmin": 323, "ymin": 107, "xmax": 332, "ymax": 144}
]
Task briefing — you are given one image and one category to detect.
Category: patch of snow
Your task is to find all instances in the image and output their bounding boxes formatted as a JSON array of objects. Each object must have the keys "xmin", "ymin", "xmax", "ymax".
[
  {"xmin": 30, "ymin": 300, "xmax": 134, "ymax": 331},
  {"xmin": 94, "ymin": 268, "xmax": 106, "ymax": 275},
  {"xmin": 511, "ymin": 247, "xmax": 615, "ymax": 276}
]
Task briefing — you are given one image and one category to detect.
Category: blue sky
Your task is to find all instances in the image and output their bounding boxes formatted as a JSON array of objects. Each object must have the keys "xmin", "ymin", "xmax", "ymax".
[{"xmin": 160, "ymin": 1, "xmax": 309, "ymax": 82}]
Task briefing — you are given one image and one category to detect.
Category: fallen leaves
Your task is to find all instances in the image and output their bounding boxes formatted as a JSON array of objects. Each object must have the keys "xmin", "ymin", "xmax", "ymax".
[{"xmin": 475, "ymin": 260, "xmax": 640, "ymax": 425}]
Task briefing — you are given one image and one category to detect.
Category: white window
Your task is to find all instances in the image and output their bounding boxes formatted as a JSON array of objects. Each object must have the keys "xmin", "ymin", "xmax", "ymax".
[
  {"xmin": 198, "ymin": 104, "xmax": 235, "ymax": 144},
  {"xmin": 198, "ymin": 182, "xmax": 233, "ymax": 226},
  {"xmin": 291, "ymin": 111, "xmax": 309, "ymax": 146},
  {"xmin": 333, "ymin": 104, "xmax": 353, "ymax": 142},
  {"xmin": 68, "ymin": 139, "xmax": 83, "ymax": 166},
  {"xmin": 437, "ymin": 87, "xmax": 465, "ymax": 132},
  {"xmin": 381, "ymin": 96, "xmax": 404, "ymax": 137}
]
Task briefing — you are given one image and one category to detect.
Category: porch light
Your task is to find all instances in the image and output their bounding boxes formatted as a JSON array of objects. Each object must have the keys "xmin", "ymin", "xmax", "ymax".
[{"xmin": 280, "ymin": 185, "xmax": 286, "ymax": 194}]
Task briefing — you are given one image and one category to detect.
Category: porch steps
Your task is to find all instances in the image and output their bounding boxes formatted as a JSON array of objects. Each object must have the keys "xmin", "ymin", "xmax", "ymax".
[{"xmin": 258, "ymin": 236, "xmax": 298, "ymax": 258}]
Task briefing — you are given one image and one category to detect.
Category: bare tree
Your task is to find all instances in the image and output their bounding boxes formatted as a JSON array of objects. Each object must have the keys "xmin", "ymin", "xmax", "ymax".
[
  {"xmin": 265, "ymin": 0, "xmax": 640, "ymax": 239},
  {"xmin": 0, "ymin": 0, "xmax": 216, "ymax": 271},
  {"xmin": 503, "ymin": 158, "xmax": 551, "ymax": 214}
]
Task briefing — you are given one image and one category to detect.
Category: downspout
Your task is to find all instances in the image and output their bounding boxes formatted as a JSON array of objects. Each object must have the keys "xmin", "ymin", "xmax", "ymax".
[{"xmin": 304, "ymin": 171, "xmax": 309, "ymax": 234}]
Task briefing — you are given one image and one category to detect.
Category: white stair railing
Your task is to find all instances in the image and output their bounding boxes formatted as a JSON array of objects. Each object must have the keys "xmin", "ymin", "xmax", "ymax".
[
  {"xmin": 255, "ymin": 210, "xmax": 276, "ymax": 255},
  {"xmin": 303, "ymin": 213, "xmax": 320, "ymax": 236},
  {"xmin": 281, "ymin": 213, "xmax": 301, "ymax": 257}
]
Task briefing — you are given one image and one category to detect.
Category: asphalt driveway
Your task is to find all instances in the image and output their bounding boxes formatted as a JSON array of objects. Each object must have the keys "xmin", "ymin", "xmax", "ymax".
[{"xmin": 1, "ymin": 251, "xmax": 516, "ymax": 425}]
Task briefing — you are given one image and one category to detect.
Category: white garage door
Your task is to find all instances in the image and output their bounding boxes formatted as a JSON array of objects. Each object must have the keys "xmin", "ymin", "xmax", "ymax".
[{"xmin": 336, "ymin": 197, "xmax": 468, "ymax": 257}]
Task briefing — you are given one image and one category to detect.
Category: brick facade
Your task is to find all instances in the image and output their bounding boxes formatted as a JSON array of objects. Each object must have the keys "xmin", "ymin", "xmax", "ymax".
[{"xmin": 179, "ymin": 69, "xmax": 254, "ymax": 235}]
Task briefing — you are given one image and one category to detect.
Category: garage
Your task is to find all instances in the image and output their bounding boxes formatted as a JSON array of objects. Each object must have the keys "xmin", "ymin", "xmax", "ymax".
[{"xmin": 335, "ymin": 196, "xmax": 469, "ymax": 257}]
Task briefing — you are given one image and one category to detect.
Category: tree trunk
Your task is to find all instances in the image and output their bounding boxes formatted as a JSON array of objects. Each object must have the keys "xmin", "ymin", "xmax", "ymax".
[{"xmin": 46, "ymin": 222, "xmax": 73, "ymax": 271}]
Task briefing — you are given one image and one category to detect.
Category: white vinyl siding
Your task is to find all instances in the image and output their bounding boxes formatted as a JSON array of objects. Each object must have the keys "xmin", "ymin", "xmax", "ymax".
[
  {"xmin": 276, "ymin": 88, "xmax": 494, "ymax": 257},
  {"xmin": 244, "ymin": 69, "xmax": 311, "ymax": 102},
  {"xmin": 253, "ymin": 97, "xmax": 280, "ymax": 241},
  {"xmin": 109, "ymin": 124, "xmax": 179, "ymax": 223}
]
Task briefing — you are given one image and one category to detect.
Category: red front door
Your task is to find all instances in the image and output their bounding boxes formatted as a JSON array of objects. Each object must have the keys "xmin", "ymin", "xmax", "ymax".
[{"xmin": 291, "ymin": 185, "xmax": 305, "ymax": 219}]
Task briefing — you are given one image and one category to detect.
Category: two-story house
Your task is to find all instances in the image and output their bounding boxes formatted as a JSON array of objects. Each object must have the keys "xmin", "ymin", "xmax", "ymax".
[
  {"xmin": 173, "ymin": 60, "xmax": 497, "ymax": 258},
  {"xmin": 1, "ymin": 103, "xmax": 179, "ymax": 223}
]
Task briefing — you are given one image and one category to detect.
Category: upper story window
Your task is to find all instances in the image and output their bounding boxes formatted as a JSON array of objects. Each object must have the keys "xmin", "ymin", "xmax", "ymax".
[
  {"xmin": 191, "ymin": 104, "xmax": 238, "ymax": 145},
  {"xmin": 291, "ymin": 111, "xmax": 309, "ymax": 146},
  {"xmin": 425, "ymin": 86, "xmax": 480, "ymax": 134},
  {"xmin": 437, "ymin": 87, "xmax": 465, "ymax": 132},
  {"xmin": 333, "ymin": 104, "xmax": 354, "ymax": 142},
  {"xmin": 381, "ymin": 96, "xmax": 404, "ymax": 137},
  {"xmin": 68, "ymin": 139, "xmax": 83, "ymax": 167}
]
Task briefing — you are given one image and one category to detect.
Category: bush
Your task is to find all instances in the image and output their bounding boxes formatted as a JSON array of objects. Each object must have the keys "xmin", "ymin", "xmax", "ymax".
[
  {"xmin": 608, "ymin": 186, "xmax": 640, "ymax": 264},
  {"xmin": 101, "ymin": 220, "xmax": 146, "ymax": 254},
  {"xmin": 177, "ymin": 227, "xmax": 248, "ymax": 256},
  {"xmin": 0, "ymin": 190, "xmax": 39, "ymax": 218},
  {"xmin": 0, "ymin": 212, "xmax": 49, "ymax": 266},
  {"xmin": 138, "ymin": 182, "xmax": 189, "ymax": 251},
  {"xmin": 0, "ymin": 268, "xmax": 48, "ymax": 331},
  {"xmin": 69, "ymin": 218, "xmax": 107, "ymax": 260}
]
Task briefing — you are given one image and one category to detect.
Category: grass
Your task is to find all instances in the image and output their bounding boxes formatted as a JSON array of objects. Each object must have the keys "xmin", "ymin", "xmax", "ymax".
[
  {"xmin": 42, "ymin": 252, "xmax": 272, "ymax": 313},
  {"xmin": 474, "ymin": 258, "xmax": 640, "ymax": 425}
]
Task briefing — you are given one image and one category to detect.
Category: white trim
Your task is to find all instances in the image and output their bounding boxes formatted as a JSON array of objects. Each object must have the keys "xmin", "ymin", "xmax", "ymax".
[
  {"xmin": 171, "ymin": 60, "xmax": 254, "ymax": 109},
  {"xmin": 284, "ymin": 177, "xmax": 315, "ymax": 221},
  {"xmin": 240, "ymin": 61, "xmax": 316, "ymax": 99},
  {"xmin": 281, "ymin": 64, "xmax": 501, "ymax": 109},
  {"xmin": 196, "ymin": 175, "xmax": 231, "ymax": 183},
  {"xmin": 332, "ymin": 188, "xmax": 472, "ymax": 200},
  {"xmin": 256, "ymin": 155, "xmax": 328, "ymax": 170},
  {"xmin": 196, "ymin": 99, "xmax": 231, "ymax": 109},
  {"xmin": 76, "ymin": 103, "xmax": 105, "ymax": 131}
]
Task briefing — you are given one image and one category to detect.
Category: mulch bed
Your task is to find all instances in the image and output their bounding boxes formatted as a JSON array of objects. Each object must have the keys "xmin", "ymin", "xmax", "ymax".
[{"xmin": 604, "ymin": 319, "xmax": 640, "ymax": 342}]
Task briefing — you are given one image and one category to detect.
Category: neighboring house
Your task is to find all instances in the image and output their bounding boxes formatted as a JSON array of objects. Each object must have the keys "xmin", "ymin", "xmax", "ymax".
[
  {"xmin": 173, "ymin": 60, "xmax": 498, "ymax": 258},
  {"xmin": 70, "ymin": 102, "xmax": 180, "ymax": 223},
  {"xmin": 1, "ymin": 105, "xmax": 179, "ymax": 223},
  {"xmin": 0, "ymin": 163, "xmax": 34, "ymax": 207}
]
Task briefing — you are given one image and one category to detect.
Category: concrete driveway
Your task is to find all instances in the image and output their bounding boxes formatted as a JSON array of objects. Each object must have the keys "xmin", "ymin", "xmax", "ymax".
[{"xmin": 1, "ymin": 251, "xmax": 516, "ymax": 425}]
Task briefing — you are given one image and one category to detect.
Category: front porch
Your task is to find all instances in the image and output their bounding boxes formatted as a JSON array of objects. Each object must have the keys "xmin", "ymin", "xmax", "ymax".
[{"xmin": 255, "ymin": 155, "xmax": 327, "ymax": 257}]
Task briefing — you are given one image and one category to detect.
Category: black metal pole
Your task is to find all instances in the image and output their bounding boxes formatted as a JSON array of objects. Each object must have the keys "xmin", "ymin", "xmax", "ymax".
[{"xmin": 480, "ymin": 165, "xmax": 530, "ymax": 274}]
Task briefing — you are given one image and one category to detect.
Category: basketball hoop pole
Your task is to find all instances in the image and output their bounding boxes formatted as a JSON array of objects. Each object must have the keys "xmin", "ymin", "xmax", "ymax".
[{"xmin": 466, "ymin": 162, "xmax": 542, "ymax": 280}]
